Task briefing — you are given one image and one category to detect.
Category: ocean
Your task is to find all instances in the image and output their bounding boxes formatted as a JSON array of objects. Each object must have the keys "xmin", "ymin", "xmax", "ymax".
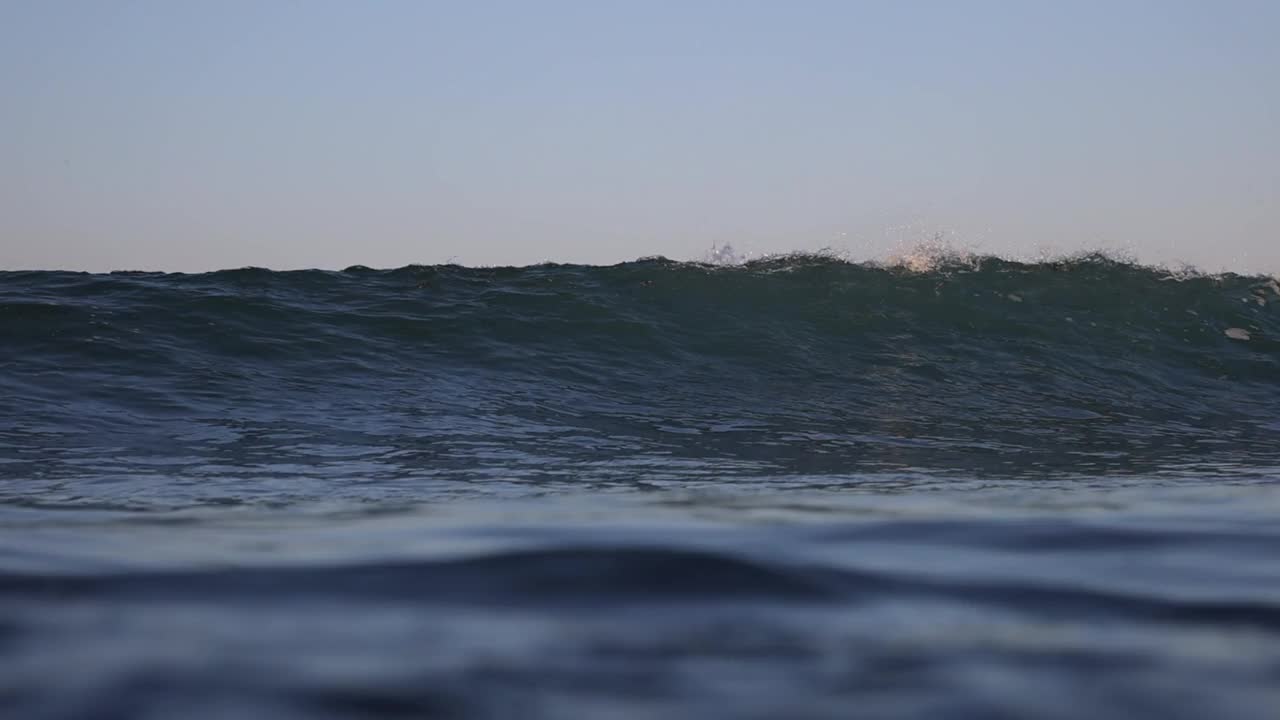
[{"xmin": 2, "ymin": 253, "xmax": 1279, "ymax": 719}]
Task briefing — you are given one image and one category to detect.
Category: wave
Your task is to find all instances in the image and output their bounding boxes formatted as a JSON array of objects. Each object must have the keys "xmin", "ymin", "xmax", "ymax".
[
  {"xmin": 4, "ymin": 542, "xmax": 1278, "ymax": 628},
  {"xmin": 2, "ymin": 254, "xmax": 1279, "ymax": 482}
]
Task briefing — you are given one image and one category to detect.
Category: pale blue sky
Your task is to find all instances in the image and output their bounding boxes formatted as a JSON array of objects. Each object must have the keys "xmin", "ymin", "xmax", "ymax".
[{"xmin": 2, "ymin": 1, "xmax": 1277, "ymax": 272}]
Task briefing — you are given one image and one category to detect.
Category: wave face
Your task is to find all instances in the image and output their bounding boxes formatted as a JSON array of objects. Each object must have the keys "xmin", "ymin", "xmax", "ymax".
[
  {"xmin": 4, "ymin": 255, "xmax": 1280, "ymax": 719},
  {"xmin": 3, "ymin": 255, "xmax": 1279, "ymax": 502}
]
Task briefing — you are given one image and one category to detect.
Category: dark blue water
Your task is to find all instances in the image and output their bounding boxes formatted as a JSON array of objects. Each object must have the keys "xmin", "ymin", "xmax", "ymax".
[{"xmin": 3, "ymin": 255, "xmax": 1279, "ymax": 718}]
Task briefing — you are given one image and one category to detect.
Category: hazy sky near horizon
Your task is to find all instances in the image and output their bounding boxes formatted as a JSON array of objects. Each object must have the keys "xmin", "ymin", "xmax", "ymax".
[{"xmin": 2, "ymin": 1, "xmax": 1277, "ymax": 272}]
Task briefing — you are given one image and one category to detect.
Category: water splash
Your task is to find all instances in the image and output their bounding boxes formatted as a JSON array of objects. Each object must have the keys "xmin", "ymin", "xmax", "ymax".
[
  {"xmin": 882, "ymin": 233, "xmax": 980, "ymax": 273},
  {"xmin": 703, "ymin": 243, "xmax": 750, "ymax": 266}
]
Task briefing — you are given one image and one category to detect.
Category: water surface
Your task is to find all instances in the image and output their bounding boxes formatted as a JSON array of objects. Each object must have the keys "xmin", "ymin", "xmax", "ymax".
[{"xmin": 3, "ymin": 255, "xmax": 1278, "ymax": 718}]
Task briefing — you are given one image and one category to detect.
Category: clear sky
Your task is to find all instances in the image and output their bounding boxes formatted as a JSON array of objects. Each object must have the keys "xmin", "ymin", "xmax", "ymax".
[{"xmin": 2, "ymin": 1, "xmax": 1277, "ymax": 272}]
